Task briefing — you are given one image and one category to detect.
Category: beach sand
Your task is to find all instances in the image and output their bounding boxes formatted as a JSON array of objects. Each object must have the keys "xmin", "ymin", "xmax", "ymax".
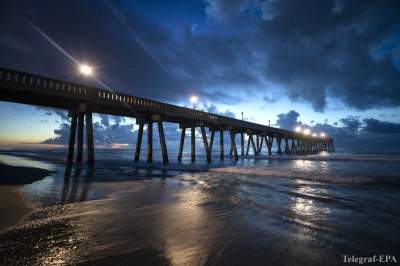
[
  {"xmin": 0, "ymin": 186, "xmax": 35, "ymax": 231},
  {"xmin": 0, "ymin": 163, "xmax": 51, "ymax": 231},
  {"xmin": 0, "ymin": 163, "xmax": 52, "ymax": 184}
]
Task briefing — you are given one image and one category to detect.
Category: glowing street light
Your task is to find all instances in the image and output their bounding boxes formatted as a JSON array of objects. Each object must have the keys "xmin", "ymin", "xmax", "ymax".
[
  {"xmin": 303, "ymin": 128, "xmax": 311, "ymax": 135},
  {"xmin": 190, "ymin": 95, "xmax": 198, "ymax": 109},
  {"xmin": 295, "ymin": 126, "xmax": 302, "ymax": 133},
  {"xmin": 312, "ymin": 133, "xmax": 317, "ymax": 137},
  {"xmin": 79, "ymin": 64, "xmax": 93, "ymax": 76},
  {"xmin": 320, "ymin": 132, "xmax": 326, "ymax": 137}
]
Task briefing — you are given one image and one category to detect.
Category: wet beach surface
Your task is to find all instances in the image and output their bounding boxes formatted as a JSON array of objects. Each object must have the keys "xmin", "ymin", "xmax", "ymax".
[{"xmin": 0, "ymin": 152, "xmax": 400, "ymax": 265}]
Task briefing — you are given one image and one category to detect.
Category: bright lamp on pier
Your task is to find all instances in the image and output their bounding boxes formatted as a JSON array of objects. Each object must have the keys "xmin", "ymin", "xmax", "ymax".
[
  {"xmin": 303, "ymin": 128, "xmax": 311, "ymax": 135},
  {"xmin": 190, "ymin": 95, "xmax": 198, "ymax": 104},
  {"xmin": 79, "ymin": 64, "xmax": 93, "ymax": 76},
  {"xmin": 312, "ymin": 133, "xmax": 317, "ymax": 137},
  {"xmin": 320, "ymin": 132, "xmax": 326, "ymax": 137},
  {"xmin": 295, "ymin": 126, "xmax": 302, "ymax": 132}
]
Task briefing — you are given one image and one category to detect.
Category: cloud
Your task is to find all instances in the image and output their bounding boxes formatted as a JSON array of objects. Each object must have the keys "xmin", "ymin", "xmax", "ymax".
[
  {"xmin": 203, "ymin": 103, "xmax": 236, "ymax": 118},
  {"xmin": 262, "ymin": 95, "xmax": 278, "ymax": 104},
  {"xmin": 204, "ymin": 0, "xmax": 400, "ymax": 111},
  {"xmin": 0, "ymin": 0, "xmax": 399, "ymax": 113},
  {"xmin": 36, "ymin": 107, "xmax": 69, "ymax": 122},
  {"xmin": 99, "ymin": 114, "xmax": 110, "ymax": 127},
  {"xmin": 276, "ymin": 110, "xmax": 300, "ymax": 130},
  {"xmin": 42, "ymin": 120, "xmax": 135, "ymax": 145},
  {"xmin": 41, "ymin": 116, "xmax": 182, "ymax": 145},
  {"xmin": 363, "ymin": 118, "xmax": 400, "ymax": 134},
  {"xmin": 274, "ymin": 110, "xmax": 400, "ymax": 153},
  {"xmin": 340, "ymin": 116, "xmax": 361, "ymax": 134}
]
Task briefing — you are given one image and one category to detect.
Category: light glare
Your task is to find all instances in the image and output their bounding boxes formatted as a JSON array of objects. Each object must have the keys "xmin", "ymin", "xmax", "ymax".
[
  {"xmin": 295, "ymin": 126, "xmax": 302, "ymax": 132},
  {"xmin": 190, "ymin": 95, "xmax": 198, "ymax": 104},
  {"xmin": 303, "ymin": 128, "xmax": 311, "ymax": 135},
  {"xmin": 320, "ymin": 133, "xmax": 326, "ymax": 137},
  {"xmin": 79, "ymin": 64, "xmax": 93, "ymax": 76}
]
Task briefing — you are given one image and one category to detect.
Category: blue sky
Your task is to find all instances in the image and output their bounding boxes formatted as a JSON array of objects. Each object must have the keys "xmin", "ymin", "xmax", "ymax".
[{"xmin": 0, "ymin": 0, "xmax": 400, "ymax": 148}]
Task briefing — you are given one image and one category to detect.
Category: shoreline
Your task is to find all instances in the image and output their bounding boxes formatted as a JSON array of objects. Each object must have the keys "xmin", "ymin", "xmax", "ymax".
[
  {"xmin": 0, "ymin": 162, "xmax": 53, "ymax": 232},
  {"xmin": 0, "ymin": 186, "xmax": 35, "ymax": 232},
  {"xmin": 0, "ymin": 163, "xmax": 54, "ymax": 185}
]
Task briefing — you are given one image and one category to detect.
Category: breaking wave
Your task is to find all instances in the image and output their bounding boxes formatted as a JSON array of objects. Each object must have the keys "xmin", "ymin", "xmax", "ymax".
[{"xmin": 209, "ymin": 165, "xmax": 400, "ymax": 184}]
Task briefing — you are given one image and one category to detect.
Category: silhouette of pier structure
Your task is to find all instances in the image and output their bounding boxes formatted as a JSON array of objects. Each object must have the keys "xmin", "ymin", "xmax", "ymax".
[{"xmin": 0, "ymin": 68, "xmax": 334, "ymax": 165}]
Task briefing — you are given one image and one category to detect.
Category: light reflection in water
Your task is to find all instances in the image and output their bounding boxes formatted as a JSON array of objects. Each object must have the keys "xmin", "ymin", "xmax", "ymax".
[
  {"xmin": 291, "ymin": 181, "xmax": 331, "ymax": 216},
  {"xmin": 292, "ymin": 159, "xmax": 329, "ymax": 173},
  {"xmin": 158, "ymin": 188, "xmax": 207, "ymax": 265},
  {"xmin": 290, "ymin": 180, "xmax": 331, "ymax": 241},
  {"xmin": 293, "ymin": 160, "xmax": 314, "ymax": 171}
]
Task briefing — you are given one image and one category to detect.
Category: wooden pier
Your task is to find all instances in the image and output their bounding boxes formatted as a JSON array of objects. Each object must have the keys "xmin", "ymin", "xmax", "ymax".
[{"xmin": 0, "ymin": 68, "xmax": 335, "ymax": 165}]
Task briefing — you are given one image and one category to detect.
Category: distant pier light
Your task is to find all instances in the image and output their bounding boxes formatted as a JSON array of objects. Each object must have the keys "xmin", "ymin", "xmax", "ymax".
[
  {"xmin": 320, "ymin": 132, "xmax": 326, "ymax": 137},
  {"xmin": 303, "ymin": 128, "xmax": 311, "ymax": 135},
  {"xmin": 79, "ymin": 64, "xmax": 93, "ymax": 76},
  {"xmin": 312, "ymin": 133, "xmax": 317, "ymax": 137},
  {"xmin": 190, "ymin": 95, "xmax": 198, "ymax": 109},
  {"xmin": 295, "ymin": 126, "xmax": 302, "ymax": 133}
]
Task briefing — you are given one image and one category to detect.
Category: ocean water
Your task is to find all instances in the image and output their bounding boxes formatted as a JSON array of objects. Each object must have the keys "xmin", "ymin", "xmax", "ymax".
[{"xmin": 0, "ymin": 148, "xmax": 399, "ymax": 265}]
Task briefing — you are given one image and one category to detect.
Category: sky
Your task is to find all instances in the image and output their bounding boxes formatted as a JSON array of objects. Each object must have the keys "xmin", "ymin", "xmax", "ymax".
[{"xmin": 0, "ymin": 0, "xmax": 400, "ymax": 152}]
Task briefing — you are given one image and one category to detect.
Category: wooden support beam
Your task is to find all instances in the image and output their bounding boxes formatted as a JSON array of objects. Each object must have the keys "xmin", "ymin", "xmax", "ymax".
[
  {"xmin": 256, "ymin": 135, "xmax": 259, "ymax": 154},
  {"xmin": 147, "ymin": 121, "xmax": 153, "ymax": 163},
  {"xmin": 246, "ymin": 136, "xmax": 251, "ymax": 155},
  {"xmin": 291, "ymin": 139, "xmax": 296, "ymax": 154},
  {"xmin": 220, "ymin": 130, "xmax": 224, "ymax": 160},
  {"xmin": 230, "ymin": 131, "xmax": 238, "ymax": 160},
  {"xmin": 201, "ymin": 126, "xmax": 211, "ymax": 162},
  {"xmin": 85, "ymin": 112, "xmax": 94, "ymax": 165},
  {"xmin": 178, "ymin": 127, "xmax": 186, "ymax": 162},
  {"xmin": 249, "ymin": 134, "xmax": 257, "ymax": 155},
  {"xmin": 76, "ymin": 113, "xmax": 84, "ymax": 163},
  {"xmin": 134, "ymin": 122, "xmax": 144, "ymax": 162},
  {"xmin": 209, "ymin": 130, "xmax": 215, "ymax": 154},
  {"xmin": 284, "ymin": 138, "xmax": 289, "ymax": 155},
  {"xmin": 191, "ymin": 127, "xmax": 195, "ymax": 162},
  {"xmin": 258, "ymin": 135, "xmax": 264, "ymax": 154},
  {"xmin": 241, "ymin": 132, "xmax": 244, "ymax": 156},
  {"xmin": 67, "ymin": 115, "xmax": 77, "ymax": 164},
  {"xmin": 267, "ymin": 136, "xmax": 274, "ymax": 155},
  {"xmin": 277, "ymin": 138, "xmax": 282, "ymax": 155},
  {"xmin": 297, "ymin": 140, "xmax": 302, "ymax": 154},
  {"xmin": 157, "ymin": 120, "xmax": 169, "ymax": 164}
]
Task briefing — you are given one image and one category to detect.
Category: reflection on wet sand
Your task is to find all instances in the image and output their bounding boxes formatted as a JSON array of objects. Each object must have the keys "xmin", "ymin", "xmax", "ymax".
[
  {"xmin": 1, "ymin": 156, "xmax": 400, "ymax": 265},
  {"xmin": 60, "ymin": 167, "xmax": 93, "ymax": 204}
]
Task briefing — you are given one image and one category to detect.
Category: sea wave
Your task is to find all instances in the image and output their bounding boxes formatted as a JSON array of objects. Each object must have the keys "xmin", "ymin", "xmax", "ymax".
[
  {"xmin": 249, "ymin": 153, "xmax": 400, "ymax": 163},
  {"xmin": 209, "ymin": 165, "xmax": 400, "ymax": 184}
]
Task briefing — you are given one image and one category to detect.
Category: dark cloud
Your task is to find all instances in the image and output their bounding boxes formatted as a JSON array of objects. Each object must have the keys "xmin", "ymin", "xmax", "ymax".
[
  {"xmin": 276, "ymin": 110, "xmax": 300, "ymax": 130},
  {"xmin": 275, "ymin": 110, "xmax": 400, "ymax": 152},
  {"xmin": 99, "ymin": 114, "xmax": 110, "ymax": 127},
  {"xmin": 363, "ymin": 118, "xmax": 400, "ymax": 134},
  {"xmin": 42, "ymin": 121, "xmax": 135, "ymax": 145},
  {"xmin": 340, "ymin": 116, "xmax": 361, "ymax": 134},
  {"xmin": 262, "ymin": 95, "xmax": 278, "ymax": 104},
  {"xmin": 205, "ymin": 0, "xmax": 400, "ymax": 111},
  {"xmin": 203, "ymin": 103, "xmax": 236, "ymax": 118},
  {"xmin": 41, "ymin": 117, "xmax": 182, "ymax": 145},
  {"xmin": 36, "ymin": 107, "xmax": 69, "ymax": 122},
  {"xmin": 42, "ymin": 123, "xmax": 70, "ymax": 144},
  {"xmin": 1, "ymin": 0, "xmax": 399, "ymax": 112}
]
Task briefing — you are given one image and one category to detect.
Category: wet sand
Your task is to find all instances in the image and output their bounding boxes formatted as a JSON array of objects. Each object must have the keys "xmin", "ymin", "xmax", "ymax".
[
  {"xmin": 0, "ymin": 162, "xmax": 51, "ymax": 231},
  {"xmin": 0, "ymin": 186, "xmax": 35, "ymax": 231},
  {"xmin": 1, "ymin": 153, "xmax": 400, "ymax": 265},
  {"xmin": 0, "ymin": 163, "xmax": 53, "ymax": 184}
]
